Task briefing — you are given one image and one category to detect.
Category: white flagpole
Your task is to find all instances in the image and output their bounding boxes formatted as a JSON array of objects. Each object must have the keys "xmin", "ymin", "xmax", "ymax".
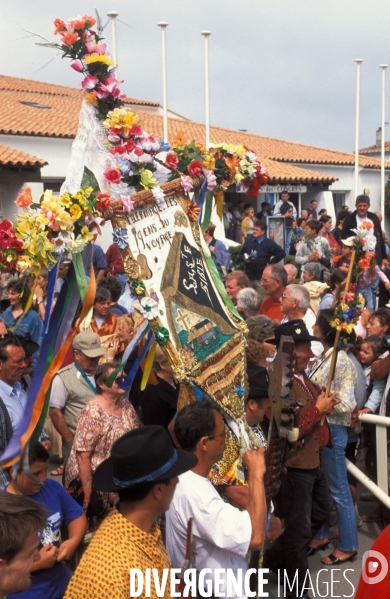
[
  {"xmin": 201, "ymin": 31, "xmax": 212, "ymax": 148},
  {"xmin": 158, "ymin": 22, "xmax": 169, "ymax": 143},
  {"xmin": 107, "ymin": 11, "xmax": 119, "ymax": 77},
  {"xmin": 380, "ymin": 64, "xmax": 388, "ymax": 219},
  {"xmin": 354, "ymin": 59, "xmax": 363, "ymax": 201}
]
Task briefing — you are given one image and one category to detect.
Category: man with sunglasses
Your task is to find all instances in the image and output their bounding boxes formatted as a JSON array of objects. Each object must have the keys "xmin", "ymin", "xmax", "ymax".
[{"xmin": 166, "ymin": 402, "xmax": 267, "ymax": 599}]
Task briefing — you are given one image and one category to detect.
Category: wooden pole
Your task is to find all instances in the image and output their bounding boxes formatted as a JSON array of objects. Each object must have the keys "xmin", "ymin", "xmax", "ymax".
[{"xmin": 320, "ymin": 249, "xmax": 356, "ymax": 424}]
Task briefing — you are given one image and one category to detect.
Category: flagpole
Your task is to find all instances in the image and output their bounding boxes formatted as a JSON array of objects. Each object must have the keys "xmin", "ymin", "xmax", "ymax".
[
  {"xmin": 354, "ymin": 59, "xmax": 363, "ymax": 201},
  {"xmin": 380, "ymin": 64, "xmax": 388, "ymax": 219},
  {"xmin": 158, "ymin": 22, "xmax": 169, "ymax": 143},
  {"xmin": 201, "ymin": 31, "xmax": 211, "ymax": 148},
  {"xmin": 107, "ymin": 11, "xmax": 119, "ymax": 77}
]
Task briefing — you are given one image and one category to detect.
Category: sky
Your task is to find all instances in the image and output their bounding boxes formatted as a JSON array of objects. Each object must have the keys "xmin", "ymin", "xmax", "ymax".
[{"xmin": 2, "ymin": 0, "xmax": 390, "ymax": 153}]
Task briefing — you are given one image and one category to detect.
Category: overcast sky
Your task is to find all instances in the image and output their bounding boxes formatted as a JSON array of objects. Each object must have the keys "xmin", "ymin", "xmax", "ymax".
[{"xmin": 2, "ymin": 0, "xmax": 390, "ymax": 152}]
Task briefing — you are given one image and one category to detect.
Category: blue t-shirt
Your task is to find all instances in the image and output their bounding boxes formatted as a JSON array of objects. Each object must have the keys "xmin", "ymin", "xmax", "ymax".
[{"xmin": 8, "ymin": 479, "xmax": 83, "ymax": 599}]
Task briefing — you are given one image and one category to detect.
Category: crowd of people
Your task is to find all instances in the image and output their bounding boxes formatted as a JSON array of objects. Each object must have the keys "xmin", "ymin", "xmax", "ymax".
[{"xmin": 0, "ymin": 193, "xmax": 390, "ymax": 598}]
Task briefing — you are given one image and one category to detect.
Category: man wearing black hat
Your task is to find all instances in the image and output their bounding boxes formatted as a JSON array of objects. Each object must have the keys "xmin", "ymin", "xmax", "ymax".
[
  {"xmin": 263, "ymin": 319, "xmax": 338, "ymax": 599},
  {"xmin": 166, "ymin": 402, "xmax": 266, "ymax": 599},
  {"xmin": 64, "ymin": 426, "xmax": 197, "ymax": 599}
]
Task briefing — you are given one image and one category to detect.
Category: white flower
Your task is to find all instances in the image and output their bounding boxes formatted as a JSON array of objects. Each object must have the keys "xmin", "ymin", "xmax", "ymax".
[
  {"xmin": 152, "ymin": 185, "xmax": 165, "ymax": 208},
  {"xmin": 139, "ymin": 297, "xmax": 159, "ymax": 320},
  {"xmin": 66, "ymin": 235, "xmax": 87, "ymax": 253}
]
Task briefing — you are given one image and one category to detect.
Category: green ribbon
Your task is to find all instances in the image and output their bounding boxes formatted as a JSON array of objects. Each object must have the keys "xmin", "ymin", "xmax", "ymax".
[
  {"xmin": 73, "ymin": 252, "xmax": 88, "ymax": 302},
  {"xmin": 199, "ymin": 232, "xmax": 243, "ymax": 321},
  {"xmin": 201, "ymin": 192, "xmax": 214, "ymax": 232},
  {"xmin": 106, "ymin": 361, "xmax": 126, "ymax": 388}
]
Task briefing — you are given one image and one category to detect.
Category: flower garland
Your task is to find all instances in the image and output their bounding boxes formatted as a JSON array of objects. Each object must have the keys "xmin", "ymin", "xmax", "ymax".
[{"xmin": 0, "ymin": 188, "xmax": 97, "ymax": 275}]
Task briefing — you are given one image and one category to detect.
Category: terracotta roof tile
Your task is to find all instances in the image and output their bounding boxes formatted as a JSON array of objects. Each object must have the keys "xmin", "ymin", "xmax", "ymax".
[
  {"xmin": 0, "ymin": 143, "xmax": 46, "ymax": 167},
  {"xmin": 360, "ymin": 142, "xmax": 390, "ymax": 154},
  {"xmin": 0, "ymin": 74, "xmax": 159, "ymax": 106}
]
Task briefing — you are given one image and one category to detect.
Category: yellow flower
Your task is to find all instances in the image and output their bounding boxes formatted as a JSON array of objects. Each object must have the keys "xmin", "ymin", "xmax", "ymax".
[
  {"xmin": 140, "ymin": 169, "xmax": 157, "ymax": 189},
  {"xmin": 234, "ymin": 173, "xmax": 244, "ymax": 182},
  {"xmin": 16, "ymin": 256, "xmax": 33, "ymax": 273},
  {"xmin": 85, "ymin": 92, "xmax": 98, "ymax": 107},
  {"xmin": 69, "ymin": 204, "xmax": 82, "ymax": 221},
  {"xmin": 56, "ymin": 210, "xmax": 73, "ymax": 230},
  {"xmin": 34, "ymin": 214, "xmax": 49, "ymax": 231},
  {"xmin": 103, "ymin": 108, "xmax": 140, "ymax": 132},
  {"xmin": 80, "ymin": 226, "xmax": 94, "ymax": 243},
  {"xmin": 203, "ymin": 155, "xmax": 215, "ymax": 170},
  {"xmin": 340, "ymin": 303, "xmax": 349, "ymax": 311},
  {"xmin": 84, "ymin": 54, "xmax": 113, "ymax": 67},
  {"xmin": 235, "ymin": 144, "xmax": 245, "ymax": 157},
  {"xmin": 59, "ymin": 193, "xmax": 72, "ymax": 207},
  {"xmin": 357, "ymin": 295, "xmax": 365, "ymax": 305}
]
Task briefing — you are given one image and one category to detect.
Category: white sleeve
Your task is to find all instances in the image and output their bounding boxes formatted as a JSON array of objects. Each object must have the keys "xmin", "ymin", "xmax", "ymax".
[
  {"xmin": 49, "ymin": 375, "xmax": 69, "ymax": 409},
  {"xmin": 187, "ymin": 488, "xmax": 252, "ymax": 557},
  {"xmin": 273, "ymin": 201, "xmax": 282, "ymax": 216}
]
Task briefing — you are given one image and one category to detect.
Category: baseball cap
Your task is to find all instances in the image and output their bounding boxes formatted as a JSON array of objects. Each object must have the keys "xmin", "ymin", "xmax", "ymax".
[{"xmin": 72, "ymin": 331, "xmax": 105, "ymax": 358}]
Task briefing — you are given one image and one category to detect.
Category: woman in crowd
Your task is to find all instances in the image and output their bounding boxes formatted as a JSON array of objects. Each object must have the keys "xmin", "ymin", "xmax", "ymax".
[
  {"xmin": 241, "ymin": 206, "xmax": 255, "ymax": 243},
  {"xmin": 295, "ymin": 219, "xmax": 333, "ymax": 281},
  {"xmin": 33, "ymin": 269, "xmax": 49, "ymax": 322},
  {"xmin": 245, "ymin": 314, "xmax": 279, "ymax": 364},
  {"xmin": 332, "ymin": 209, "xmax": 349, "ymax": 247},
  {"xmin": 318, "ymin": 269, "xmax": 347, "ymax": 312},
  {"xmin": 319, "ymin": 215, "xmax": 341, "ymax": 261},
  {"xmin": 64, "ymin": 361, "xmax": 141, "ymax": 532},
  {"xmin": 80, "ymin": 287, "xmax": 119, "ymax": 351},
  {"xmin": 2, "ymin": 278, "xmax": 43, "ymax": 345},
  {"xmin": 6, "ymin": 442, "xmax": 86, "ymax": 599},
  {"xmin": 308, "ymin": 309, "xmax": 358, "ymax": 565},
  {"xmin": 366, "ymin": 308, "xmax": 390, "ymax": 339},
  {"xmin": 236, "ymin": 287, "xmax": 263, "ymax": 318}
]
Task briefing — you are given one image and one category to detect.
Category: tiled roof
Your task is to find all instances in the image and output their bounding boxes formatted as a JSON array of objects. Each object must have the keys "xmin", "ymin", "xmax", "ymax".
[
  {"xmin": 1, "ymin": 74, "xmax": 386, "ymax": 183},
  {"xmin": 0, "ymin": 74, "xmax": 159, "ymax": 106},
  {"xmin": 0, "ymin": 143, "xmax": 46, "ymax": 167},
  {"xmin": 360, "ymin": 142, "xmax": 390, "ymax": 154}
]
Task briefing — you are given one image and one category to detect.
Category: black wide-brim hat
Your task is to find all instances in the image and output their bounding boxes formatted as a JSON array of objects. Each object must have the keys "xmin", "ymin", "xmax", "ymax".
[
  {"xmin": 247, "ymin": 363, "xmax": 269, "ymax": 400},
  {"xmin": 93, "ymin": 425, "xmax": 198, "ymax": 493},
  {"xmin": 268, "ymin": 319, "xmax": 318, "ymax": 345}
]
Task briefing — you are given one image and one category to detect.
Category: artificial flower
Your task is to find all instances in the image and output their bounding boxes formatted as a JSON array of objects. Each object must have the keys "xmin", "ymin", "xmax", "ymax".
[
  {"xmin": 96, "ymin": 192, "xmax": 111, "ymax": 213},
  {"xmin": 81, "ymin": 75, "xmax": 99, "ymax": 90},
  {"xmin": 85, "ymin": 42, "xmax": 107, "ymax": 54},
  {"xmin": 67, "ymin": 234, "xmax": 87, "ymax": 253},
  {"xmin": 131, "ymin": 280, "xmax": 146, "ymax": 297},
  {"xmin": 203, "ymin": 155, "xmax": 215, "ymax": 170},
  {"xmin": 16, "ymin": 256, "xmax": 33, "ymax": 273},
  {"xmin": 104, "ymin": 167, "xmax": 122, "ymax": 185},
  {"xmin": 358, "ymin": 258, "xmax": 370, "ymax": 270},
  {"xmin": 202, "ymin": 168, "xmax": 217, "ymax": 192},
  {"xmin": 53, "ymin": 18, "xmax": 66, "ymax": 34},
  {"xmin": 121, "ymin": 195, "xmax": 135, "ymax": 213},
  {"xmin": 69, "ymin": 204, "xmax": 82, "ymax": 221},
  {"xmin": 85, "ymin": 92, "xmax": 98, "ymax": 107},
  {"xmin": 155, "ymin": 326, "xmax": 169, "ymax": 345},
  {"xmin": 112, "ymin": 228, "xmax": 129, "ymax": 249},
  {"xmin": 165, "ymin": 151, "xmax": 179, "ymax": 169},
  {"xmin": 140, "ymin": 169, "xmax": 157, "ymax": 189},
  {"xmin": 70, "ymin": 60, "xmax": 84, "ymax": 72},
  {"xmin": 60, "ymin": 31, "xmax": 79, "ymax": 46},
  {"xmin": 187, "ymin": 160, "xmax": 204, "ymax": 177},
  {"xmin": 159, "ymin": 140, "xmax": 171, "ymax": 152},
  {"xmin": 80, "ymin": 226, "xmax": 94, "ymax": 242},
  {"xmin": 139, "ymin": 297, "xmax": 159, "ymax": 320},
  {"xmin": 152, "ymin": 186, "xmax": 165, "ymax": 204},
  {"xmin": 15, "ymin": 187, "xmax": 32, "ymax": 209},
  {"xmin": 180, "ymin": 176, "xmax": 193, "ymax": 193},
  {"xmin": 187, "ymin": 202, "xmax": 200, "ymax": 221},
  {"xmin": 84, "ymin": 54, "xmax": 113, "ymax": 67}
]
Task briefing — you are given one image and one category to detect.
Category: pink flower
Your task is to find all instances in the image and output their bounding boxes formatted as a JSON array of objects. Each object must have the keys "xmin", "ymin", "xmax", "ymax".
[
  {"xmin": 101, "ymin": 76, "xmax": 123, "ymax": 93},
  {"xmin": 85, "ymin": 42, "xmax": 107, "ymax": 54},
  {"xmin": 187, "ymin": 160, "xmax": 203, "ymax": 177},
  {"xmin": 165, "ymin": 151, "xmax": 179, "ymax": 169},
  {"xmin": 181, "ymin": 176, "xmax": 193, "ymax": 193},
  {"xmin": 104, "ymin": 167, "xmax": 122, "ymax": 185},
  {"xmin": 71, "ymin": 60, "xmax": 84, "ymax": 72},
  {"xmin": 202, "ymin": 168, "xmax": 217, "ymax": 192},
  {"xmin": 81, "ymin": 75, "xmax": 99, "ymax": 90},
  {"xmin": 129, "ymin": 124, "xmax": 143, "ymax": 137},
  {"xmin": 121, "ymin": 195, "xmax": 135, "ymax": 213}
]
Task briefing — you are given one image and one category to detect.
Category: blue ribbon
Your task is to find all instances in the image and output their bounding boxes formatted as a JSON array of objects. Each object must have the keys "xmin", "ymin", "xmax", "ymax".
[
  {"xmin": 195, "ymin": 175, "xmax": 208, "ymax": 221},
  {"xmin": 119, "ymin": 329, "xmax": 154, "ymax": 391},
  {"xmin": 42, "ymin": 263, "xmax": 58, "ymax": 335},
  {"xmin": 113, "ymin": 449, "xmax": 178, "ymax": 488}
]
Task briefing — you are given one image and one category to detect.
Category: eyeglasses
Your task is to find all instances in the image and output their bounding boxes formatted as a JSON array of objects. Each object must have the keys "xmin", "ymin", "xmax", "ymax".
[
  {"xmin": 281, "ymin": 293, "xmax": 293, "ymax": 300},
  {"xmin": 207, "ymin": 429, "xmax": 228, "ymax": 440}
]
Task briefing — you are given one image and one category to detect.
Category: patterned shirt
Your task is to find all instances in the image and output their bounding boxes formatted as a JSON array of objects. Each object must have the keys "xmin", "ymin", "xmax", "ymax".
[
  {"xmin": 65, "ymin": 398, "xmax": 141, "ymax": 488},
  {"xmin": 309, "ymin": 349, "xmax": 357, "ymax": 426},
  {"xmin": 64, "ymin": 509, "xmax": 171, "ymax": 599}
]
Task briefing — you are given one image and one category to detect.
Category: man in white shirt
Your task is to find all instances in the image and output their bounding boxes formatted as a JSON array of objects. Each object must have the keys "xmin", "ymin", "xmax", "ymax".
[
  {"xmin": 166, "ymin": 402, "xmax": 266, "ymax": 599},
  {"xmin": 0, "ymin": 336, "xmax": 27, "ymax": 430}
]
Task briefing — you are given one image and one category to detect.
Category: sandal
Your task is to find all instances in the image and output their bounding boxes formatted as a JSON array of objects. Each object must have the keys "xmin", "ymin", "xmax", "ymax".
[
  {"xmin": 321, "ymin": 551, "xmax": 358, "ymax": 566},
  {"xmin": 50, "ymin": 465, "xmax": 64, "ymax": 476}
]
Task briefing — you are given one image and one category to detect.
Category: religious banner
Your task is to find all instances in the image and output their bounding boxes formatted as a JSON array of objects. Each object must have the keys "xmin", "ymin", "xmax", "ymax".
[{"xmin": 109, "ymin": 178, "xmax": 247, "ymax": 422}]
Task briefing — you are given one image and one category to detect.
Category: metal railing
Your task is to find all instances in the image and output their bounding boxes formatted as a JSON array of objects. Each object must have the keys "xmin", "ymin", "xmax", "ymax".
[{"xmin": 346, "ymin": 413, "xmax": 390, "ymax": 509}]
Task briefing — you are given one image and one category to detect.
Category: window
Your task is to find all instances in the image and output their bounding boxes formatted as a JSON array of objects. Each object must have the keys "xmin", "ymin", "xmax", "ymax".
[{"xmin": 332, "ymin": 192, "xmax": 346, "ymax": 214}]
